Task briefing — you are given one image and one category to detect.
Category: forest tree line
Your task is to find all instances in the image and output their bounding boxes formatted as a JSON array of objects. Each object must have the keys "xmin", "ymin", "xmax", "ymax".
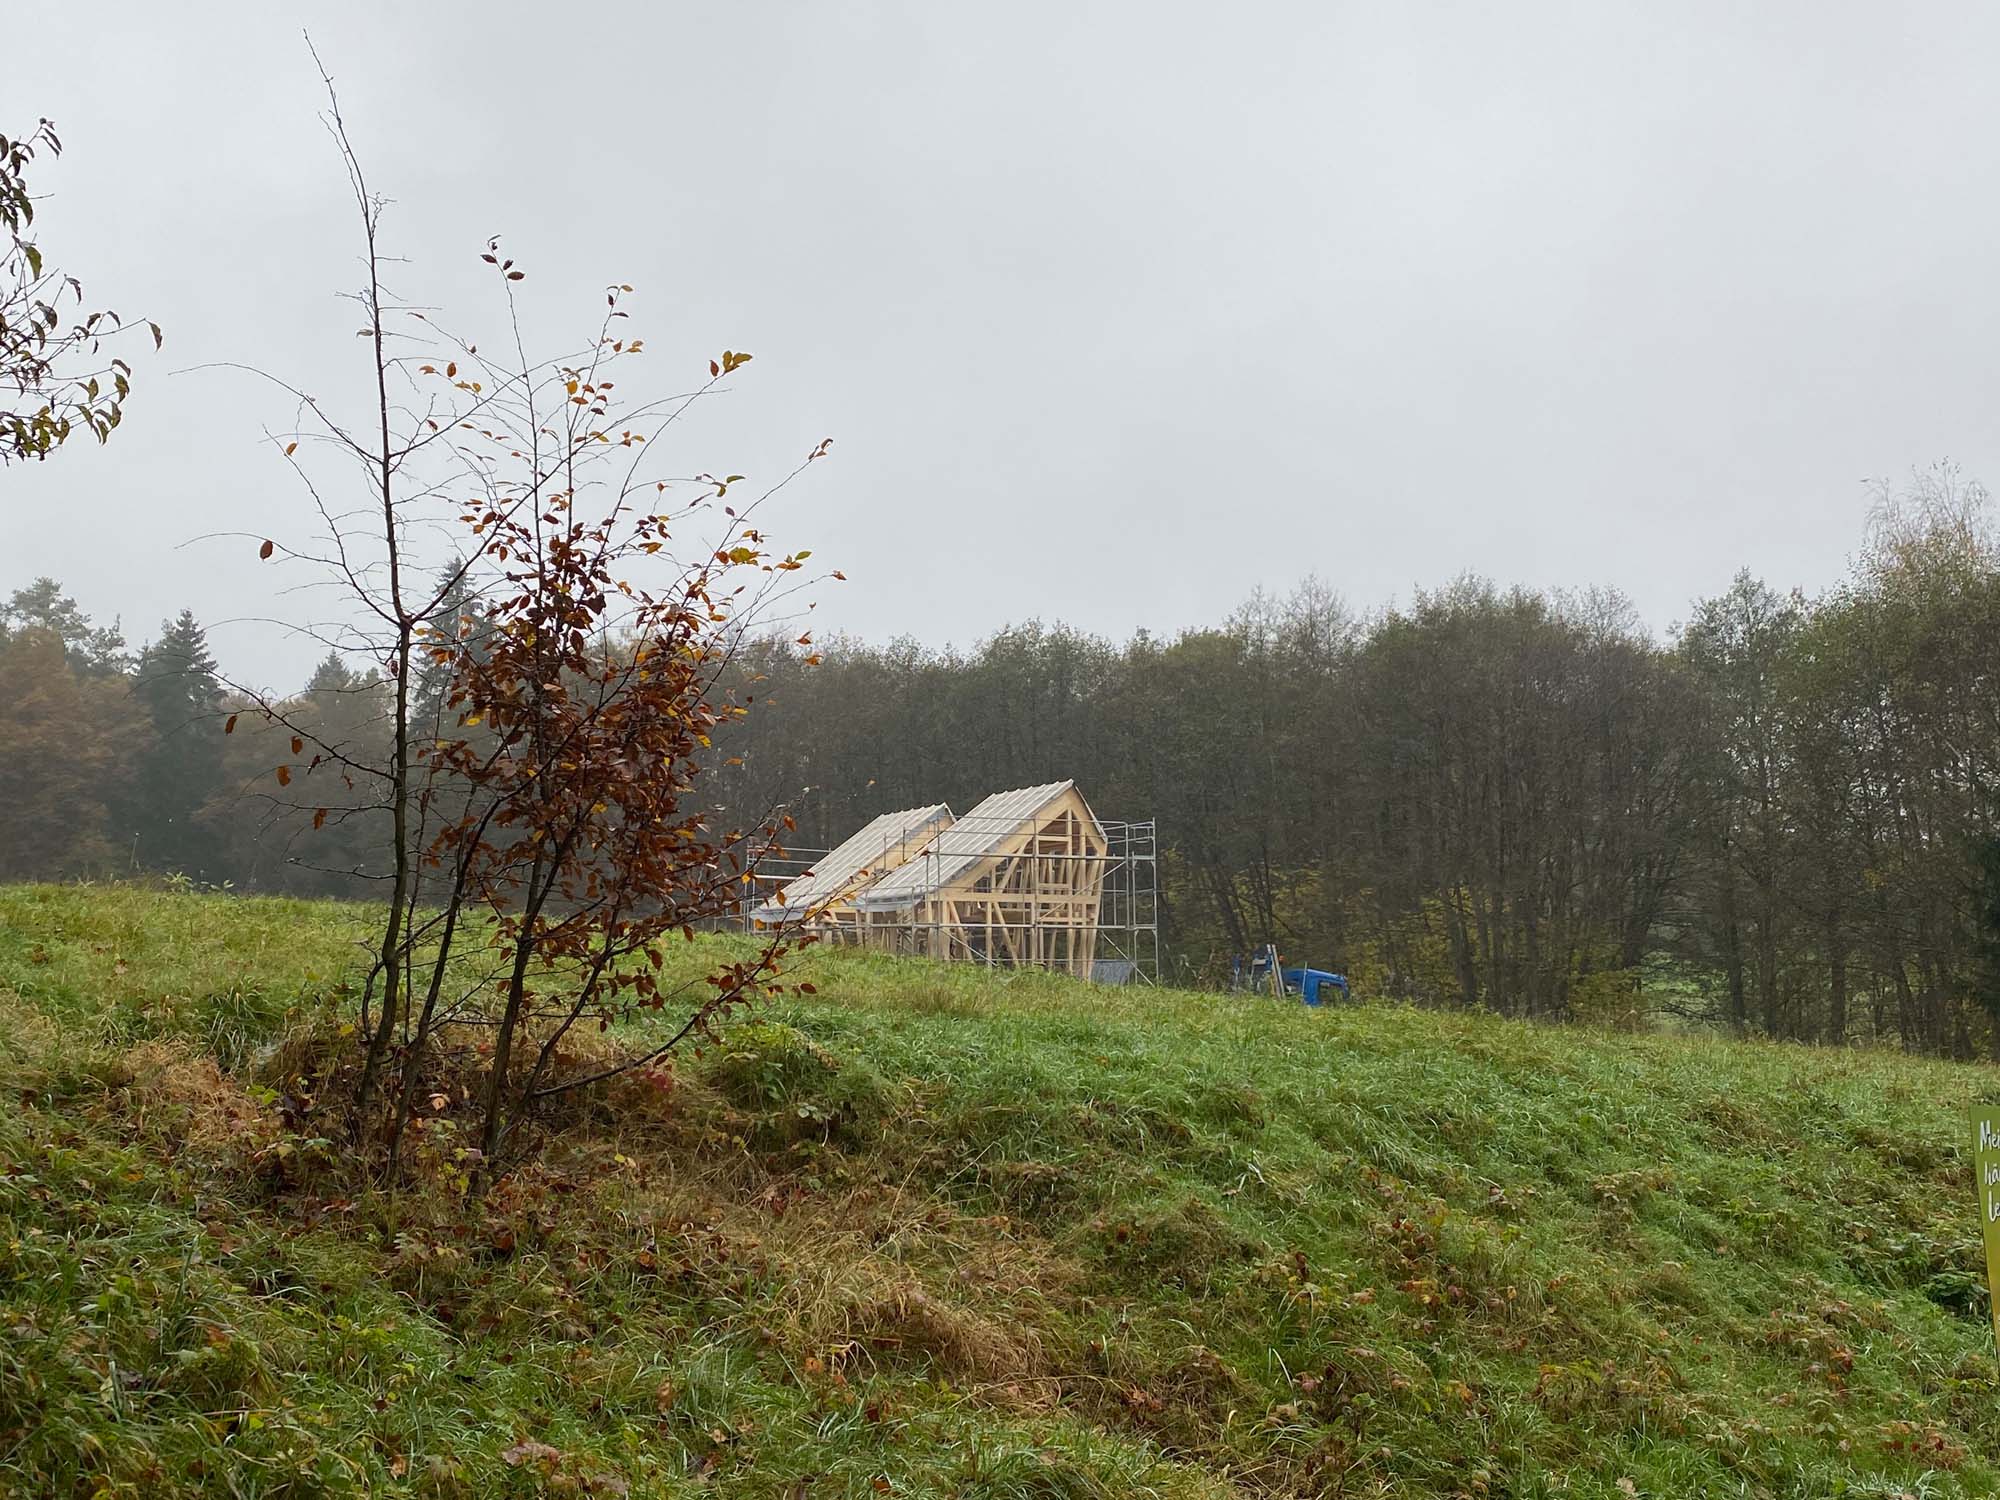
[{"xmin": 7, "ymin": 466, "xmax": 2000, "ymax": 1057}]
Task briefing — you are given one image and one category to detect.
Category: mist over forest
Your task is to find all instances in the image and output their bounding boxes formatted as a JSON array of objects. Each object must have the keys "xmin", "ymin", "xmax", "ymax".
[{"xmin": 9, "ymin": 461, "xmax": 1999, "ymax": 1057}]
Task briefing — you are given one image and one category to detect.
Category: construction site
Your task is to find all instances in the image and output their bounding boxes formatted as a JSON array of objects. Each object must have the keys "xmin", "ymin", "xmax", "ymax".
[{"xmin": 751, "ymin": 781, "xmax": 1159, "ymax": 983}]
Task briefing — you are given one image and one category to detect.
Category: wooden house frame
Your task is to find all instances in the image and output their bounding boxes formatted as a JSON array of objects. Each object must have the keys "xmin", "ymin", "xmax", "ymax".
[
  {"xmin": 751, "ymin": 804, "xmax": 953, "ymax": 940},
  {"xmin": 852, "ymin": 781, "xmax": 1109, "ymax": 976}
]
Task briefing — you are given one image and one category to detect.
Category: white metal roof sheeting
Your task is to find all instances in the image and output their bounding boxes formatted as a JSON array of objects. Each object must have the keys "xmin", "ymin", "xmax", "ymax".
[
  {"xmin": 854, "ymin": 780, "xmax": 1084, "ymax": 910},
  {"xmin": 754, "ymin": 804, "xmax": 953, "ymax": 919}
]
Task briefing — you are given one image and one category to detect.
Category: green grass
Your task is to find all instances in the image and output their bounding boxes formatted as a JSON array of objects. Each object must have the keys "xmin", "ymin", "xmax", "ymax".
[{"xmin": 3, "ymin": 883, "xmax": 1999, "ymax": 1497}]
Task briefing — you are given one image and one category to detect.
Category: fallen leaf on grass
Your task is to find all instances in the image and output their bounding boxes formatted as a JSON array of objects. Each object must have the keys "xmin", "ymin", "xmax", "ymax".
[{"xmin": 501, "ymin": 1438, "xmax": 561, "ymax": 1468}]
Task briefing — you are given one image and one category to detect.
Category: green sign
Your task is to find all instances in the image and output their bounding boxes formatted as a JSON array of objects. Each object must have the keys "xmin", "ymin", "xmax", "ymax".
[{"xmin": 1976, "ymin": 1109, "xmax": 2000, "ymax": 1351}]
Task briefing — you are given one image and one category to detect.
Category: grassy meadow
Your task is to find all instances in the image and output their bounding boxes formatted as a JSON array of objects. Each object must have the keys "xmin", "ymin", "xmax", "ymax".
[{"xmin": 2, "ymin": 883, "xmax": 1998, "ymax": 1498}]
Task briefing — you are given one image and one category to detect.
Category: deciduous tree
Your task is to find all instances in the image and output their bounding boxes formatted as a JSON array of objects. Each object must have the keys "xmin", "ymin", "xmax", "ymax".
[{"xmin": 1, "ymin": 119, "xmax": 158, "ymax": 463}]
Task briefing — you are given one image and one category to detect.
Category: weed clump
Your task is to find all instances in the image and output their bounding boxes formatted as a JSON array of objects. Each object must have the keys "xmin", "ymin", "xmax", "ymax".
[
  {"xmin": 705, "ymin": 1021, "xmax": 889, "ymax": 1143},
  {"xmin": 1084, "ymin": 1196, "xmax": 1263, "ymax": 1291}
]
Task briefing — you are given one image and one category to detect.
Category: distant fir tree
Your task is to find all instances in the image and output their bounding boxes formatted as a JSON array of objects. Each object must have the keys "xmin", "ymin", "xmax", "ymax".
[
  {"xmin": 410, "ymin": 561, "xmax": 489, "ymax": 738},
  {"xmin": 0, "ymin": 576, "xmax": 127, "ymax": 674},
  {"xmin": 127, "ymin": 610, "xmax": 226, "ymax": 877},
  {"xmin": 306, "ymin": 650, "xmax": 360, "ymax": 705}
]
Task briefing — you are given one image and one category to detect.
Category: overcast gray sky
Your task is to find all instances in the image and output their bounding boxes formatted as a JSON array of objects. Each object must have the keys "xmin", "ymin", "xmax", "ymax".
[{"xmin": 8, "ymin": 1, "xmax": 1997, "ymax": 687}]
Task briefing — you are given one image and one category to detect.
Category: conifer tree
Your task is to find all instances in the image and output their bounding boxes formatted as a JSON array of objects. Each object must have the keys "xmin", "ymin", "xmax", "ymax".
[
  {"xmin": 1, "ymin": 577, "xmax": 127, "ymax": 674},
  {"xmin": 128, "ymin": 610, "xmax": 225, "ymax": 876}
]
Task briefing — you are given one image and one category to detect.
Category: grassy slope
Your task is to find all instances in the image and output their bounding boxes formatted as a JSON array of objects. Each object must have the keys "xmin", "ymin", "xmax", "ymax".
[{"xmin": 1, "ymin": 884, "xmax": 1997, "ymax": 1499}]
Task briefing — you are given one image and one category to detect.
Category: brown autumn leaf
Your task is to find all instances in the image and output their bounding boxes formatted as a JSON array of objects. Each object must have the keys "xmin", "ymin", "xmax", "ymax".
[
  {"xmin": 312, "ymin": 808, "xmax": 327, "ymax": 830},
  {"xmin": 259, "ymin": 539, "xmax": 274, "ymax": 560},
  {"xmin": 224, "ymin": 713, "xmax": 238, "ymax": 735},
  {"xmin": 500, "ymin": 1439, "xmax": 561, "ymax": 1469},
  {"xmin": 276, "ymin": 764, "xmax": 291, "ymax": 787},
  {"xmin": 284, "ymin": 441, "xmax": 298, "ymax": 456},
  {"xmin": 291, "ymin": 736, "xmax": 304, "ymax": 756}
]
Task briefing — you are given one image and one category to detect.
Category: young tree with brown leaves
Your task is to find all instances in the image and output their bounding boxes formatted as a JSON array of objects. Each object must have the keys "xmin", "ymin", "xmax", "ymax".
[{"xmin": 224, "ymin": 55, "xmax": 832, "ymax": 1184}]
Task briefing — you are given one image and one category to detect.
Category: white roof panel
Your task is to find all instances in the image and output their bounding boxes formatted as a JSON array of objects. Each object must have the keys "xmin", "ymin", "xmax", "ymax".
[
  {"xmin": 754, "ymin": 804, "xmax": 952, "ymax": 919},
  {"xmin": 854, "ymin": 781, "xmax": 1083, "ymax": 910}
]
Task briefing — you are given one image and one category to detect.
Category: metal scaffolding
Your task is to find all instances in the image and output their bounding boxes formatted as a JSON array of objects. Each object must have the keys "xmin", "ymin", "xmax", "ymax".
[{"xmin": 1094, "ymin": 818, "xmax": 1160, "ymax": 984}]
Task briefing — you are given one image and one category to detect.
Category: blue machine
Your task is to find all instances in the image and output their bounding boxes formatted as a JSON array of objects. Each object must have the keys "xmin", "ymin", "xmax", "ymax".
[
  {"xmin": 1285, "ymin": 966, "xmax": 1349, "ymax": 1005},
  {"xmin": 1231, "ymin": 945, "xmax": 1349, "ymax": 1006}
]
